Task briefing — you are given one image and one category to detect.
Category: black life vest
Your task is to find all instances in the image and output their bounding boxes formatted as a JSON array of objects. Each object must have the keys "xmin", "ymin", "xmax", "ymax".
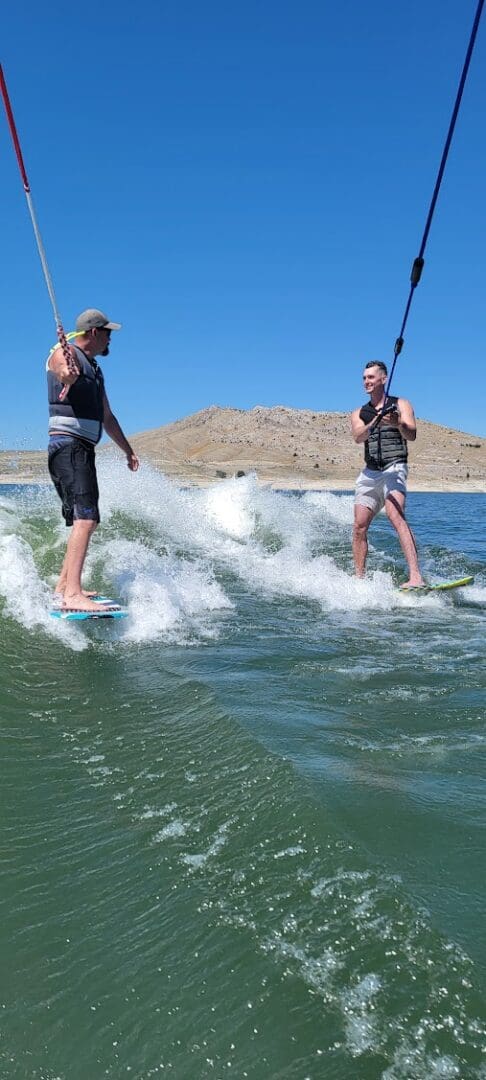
[
  {"xmin": 359, "ymin": 396, "xmax": 408, "ymax": 470},
  {"xmin": 47, "ymin": 346, "xmax": 105, "ymax": 445}
]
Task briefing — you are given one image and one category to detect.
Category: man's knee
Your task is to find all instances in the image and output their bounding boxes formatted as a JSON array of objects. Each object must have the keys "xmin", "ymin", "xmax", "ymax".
[
  {"xmin": 72, "ymin": 517, "xmax": 98, "ymax": 535},
  {"xmin": 353, "ymin": 518, "xmax": 369, "ymax": 541},
  {"xmin": 385, "ymin": 493, "xmax": 405, "ymax": 522}
]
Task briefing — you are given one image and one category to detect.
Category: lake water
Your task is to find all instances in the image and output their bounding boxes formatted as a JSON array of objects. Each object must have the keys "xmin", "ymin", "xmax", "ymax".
[{"xmin": 0, "ymin": 464, "xmax": 485, "ymax": 1078}]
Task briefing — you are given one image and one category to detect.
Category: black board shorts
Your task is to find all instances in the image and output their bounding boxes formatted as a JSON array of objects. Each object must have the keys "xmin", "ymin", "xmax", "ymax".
[{"xmin": 48, "ymin": 436, "xmax": 100, "ymax": 527}]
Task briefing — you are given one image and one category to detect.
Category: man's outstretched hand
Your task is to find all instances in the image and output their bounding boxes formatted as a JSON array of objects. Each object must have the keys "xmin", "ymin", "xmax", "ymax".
[{"xmin": 126, "ymin": 451, "xmax": 140, "ymax": 472}]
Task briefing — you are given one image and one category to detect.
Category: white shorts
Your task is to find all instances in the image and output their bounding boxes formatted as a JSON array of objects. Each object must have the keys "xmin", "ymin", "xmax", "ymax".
[{"xmin": 354, "ymin": 463, "xmax": 408, "ymax": 515}]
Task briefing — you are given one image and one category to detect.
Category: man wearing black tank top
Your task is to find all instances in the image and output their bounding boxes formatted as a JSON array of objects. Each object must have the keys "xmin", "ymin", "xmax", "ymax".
[{"xmin": 350, "ymin": 361, "xmax": 424, "ymax": 588}]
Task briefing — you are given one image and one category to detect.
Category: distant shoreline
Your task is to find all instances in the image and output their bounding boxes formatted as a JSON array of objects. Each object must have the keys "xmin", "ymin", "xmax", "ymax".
[
  {"xmin": 1, "ymin": 472, "xmax": 484, "ymax": 495},
  {"xmin": 1, "ymin": 404, "xmax": 485, "ymax": 494}
]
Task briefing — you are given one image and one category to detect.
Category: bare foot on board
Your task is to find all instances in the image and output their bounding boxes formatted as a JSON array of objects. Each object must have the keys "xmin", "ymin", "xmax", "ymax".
[{"xmin": 62, "ymin": 593, "xmax": 118, "ymax": 613}]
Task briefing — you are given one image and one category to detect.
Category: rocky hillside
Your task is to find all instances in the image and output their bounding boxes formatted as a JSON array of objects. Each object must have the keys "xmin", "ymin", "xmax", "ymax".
[{"xmin": 129, "ymin": 405, "xmax": 485, "ymax": 490}]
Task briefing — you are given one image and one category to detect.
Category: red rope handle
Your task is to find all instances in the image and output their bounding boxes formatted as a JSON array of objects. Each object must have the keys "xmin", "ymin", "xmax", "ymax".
[
  {"xmin": 0, "ymin": 65, "xmax": 80, "ymax": 401},
  {"xmin": 0, "ymin": 64, "xmax": 30, "ymax": 190}
]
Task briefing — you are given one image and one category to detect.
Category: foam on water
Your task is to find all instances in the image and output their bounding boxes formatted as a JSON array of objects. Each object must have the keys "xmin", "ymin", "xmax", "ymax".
[
  {"xmin": 181, "ymin": 818, "xmax": 234, "ymax": 869},
  {"xmin": 0, "ymin": 522, "xmax": 86, "ymax": 649},
  {"xmin": 96, "ymin": 537, "xmax": 234, "ymax": 643},
  {"xmin": 460, "ymin": 582, "xmax": 486, "ymax": 605},
  {"xmin": 95, "ymin": 462, "xmax": 476, "ymax": 615},
  {"xmin": 0, "ymin": 463, "xmax": 481, "ymax": 649},
  {"xmin": 154, "ymin": 819, "xmax": 189, "ymax": 841}
]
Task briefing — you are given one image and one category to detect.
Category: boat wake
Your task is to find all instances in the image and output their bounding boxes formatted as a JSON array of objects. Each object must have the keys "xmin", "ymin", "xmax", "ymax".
[{"xmin": 0, "ymin": 461, "xmax": 482, "ymax": 648}]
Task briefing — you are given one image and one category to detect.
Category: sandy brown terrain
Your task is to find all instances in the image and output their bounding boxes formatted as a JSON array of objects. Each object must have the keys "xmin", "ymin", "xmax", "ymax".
[{"xmin": 1, "ymin": 405, "xmax": 484, "ymax": 490}]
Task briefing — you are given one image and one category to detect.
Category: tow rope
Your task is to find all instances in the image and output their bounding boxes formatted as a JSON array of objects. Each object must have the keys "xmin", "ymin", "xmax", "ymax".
[
  {"xmin": 0, "ymin": 64, "xmax": 78, "ymax": 398},
  {"xmin": 2, "ymin": 3, "xmax": 484, "ymax": 406},
  {"xmin": 383, "ymin": 0, "xmax": 484, "ymax": 403}
]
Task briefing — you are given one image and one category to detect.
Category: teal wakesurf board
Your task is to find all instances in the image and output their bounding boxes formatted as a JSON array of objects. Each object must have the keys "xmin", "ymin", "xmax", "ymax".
[
  {"xmin": 399, "ymin": 575, "xmax": 474, "ymax": 594},
  {"xmin": 50, "ymin": 597, "xmax": 127, "ymax": 621}
]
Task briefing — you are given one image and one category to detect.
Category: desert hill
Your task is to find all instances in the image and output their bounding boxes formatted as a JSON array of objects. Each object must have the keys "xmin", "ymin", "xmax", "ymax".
[
  {"xmin": 1, "ymin": 405, "xmax": 484, "ymax": 490},
  {"xmin": 129, "ymin": 405, "xmax": 485, "ymax": 490}
]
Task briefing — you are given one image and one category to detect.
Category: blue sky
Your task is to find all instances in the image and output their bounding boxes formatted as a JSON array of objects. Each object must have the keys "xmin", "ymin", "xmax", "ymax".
[{"xmin": 1, "ymin": 0, "xmax": 485, "ymax": 449}]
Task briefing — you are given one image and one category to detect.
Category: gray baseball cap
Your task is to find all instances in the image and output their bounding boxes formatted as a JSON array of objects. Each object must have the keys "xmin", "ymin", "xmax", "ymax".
[{"xmin": 75, "ymin": 308, "xmax": 122, "ymax": 332}]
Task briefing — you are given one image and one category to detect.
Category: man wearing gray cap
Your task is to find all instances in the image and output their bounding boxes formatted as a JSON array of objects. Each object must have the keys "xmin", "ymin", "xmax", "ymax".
[{"xmin": 47, "ymin": 308, "xmax": 139, "ymax": 612}]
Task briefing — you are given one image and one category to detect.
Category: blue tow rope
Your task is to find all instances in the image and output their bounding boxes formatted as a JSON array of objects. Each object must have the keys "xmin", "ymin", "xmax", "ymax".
[{"xmin": 384, "ymin": 0, "xmax": 484, "ymax": 406}]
